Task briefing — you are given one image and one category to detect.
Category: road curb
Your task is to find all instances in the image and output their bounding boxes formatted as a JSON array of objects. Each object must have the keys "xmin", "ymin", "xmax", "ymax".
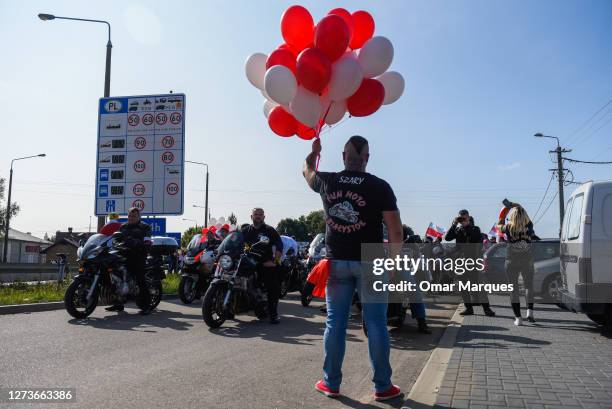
[
  {"xmin": 402, "ymin": 304, "xmax": 465, "ymax": 409},
  {"xmin": 0, "ymin": 294, "xmax": 179, "ymax": 316}
]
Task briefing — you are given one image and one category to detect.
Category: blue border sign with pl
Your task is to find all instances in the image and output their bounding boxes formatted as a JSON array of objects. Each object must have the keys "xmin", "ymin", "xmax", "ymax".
[{"xmin": 95, "ymin": 94, "xmax": 186, "ymax": 216}]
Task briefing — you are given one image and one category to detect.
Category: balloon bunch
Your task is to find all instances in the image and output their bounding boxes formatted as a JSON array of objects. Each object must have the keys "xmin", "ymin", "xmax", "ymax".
[{"xmin": 245, "ymin": 6, "xmax": 405, "ymax": 140}]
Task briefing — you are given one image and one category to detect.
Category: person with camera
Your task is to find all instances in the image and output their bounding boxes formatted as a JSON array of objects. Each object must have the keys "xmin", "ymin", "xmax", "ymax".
[
  {"xmin": 105, "ymin": 207, "xmax": 152, "ymax": 314},
  {"xmin": 243, "ymin": 208, "xmax": 283, "ymax": 324},
  {"xmin": 445, "ymin": 209, "xmax": 495, "ymax": 317}
]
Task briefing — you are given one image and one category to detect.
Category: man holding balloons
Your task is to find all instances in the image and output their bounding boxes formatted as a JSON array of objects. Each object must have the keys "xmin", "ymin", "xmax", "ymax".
[{"xmin": 303, "ymin": 136, "xmax": 404, "ymax": 401}]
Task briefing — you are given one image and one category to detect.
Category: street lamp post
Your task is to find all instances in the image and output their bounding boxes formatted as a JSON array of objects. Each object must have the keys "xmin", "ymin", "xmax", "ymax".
[
  {"xmin": 38, "ymin": 13, "xmax": 112, "ymax": 232},
  {"xmin": 2, "ymin": 154, "xmax": 46, "ymax": 263},
  {"xmin": 186, "ymin": 161, "xmax": 209, "ymax": 227}
]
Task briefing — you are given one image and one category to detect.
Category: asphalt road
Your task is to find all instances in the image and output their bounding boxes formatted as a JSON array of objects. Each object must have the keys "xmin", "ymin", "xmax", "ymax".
[{"xmin": 0, "ymin": 294, "xmax": 458, "ymax": 409}]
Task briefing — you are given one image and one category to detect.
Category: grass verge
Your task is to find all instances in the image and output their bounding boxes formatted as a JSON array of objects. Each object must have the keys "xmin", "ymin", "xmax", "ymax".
[{"xmin": 0, "ymin": 274, "xmax": 181, "ymax": 306}]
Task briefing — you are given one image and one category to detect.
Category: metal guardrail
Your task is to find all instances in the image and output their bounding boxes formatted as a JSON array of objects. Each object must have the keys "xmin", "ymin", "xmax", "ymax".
[{"xmin": 0, "ymin": 263, "xmax": 67, "ymax": 283}]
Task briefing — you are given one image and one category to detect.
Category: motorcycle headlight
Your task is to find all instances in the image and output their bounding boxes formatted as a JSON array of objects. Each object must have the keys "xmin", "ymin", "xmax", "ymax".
[{"xmin": 219, "ymin": 255, "xmax": 233, "ymax": 270}]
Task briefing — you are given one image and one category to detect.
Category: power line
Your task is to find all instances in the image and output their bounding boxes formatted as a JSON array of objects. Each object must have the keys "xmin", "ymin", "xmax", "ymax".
[
  {"xmin": 563, "ymin": 157, "xmax": 612, "ymax": 165},
  {"xmin": 532, "ymin": 173, "xmax": 554, "ymax": 221},
  {"xmin": 569, "ymin": 113, "xmax": 612, "ymax": 148},
  {"xmin": 534, "ymin": 191, "xmax": 558, "ymax": 225},
  {"xmin": 565, "ymin": 97, "xmax": 612, "ymax": 146}
]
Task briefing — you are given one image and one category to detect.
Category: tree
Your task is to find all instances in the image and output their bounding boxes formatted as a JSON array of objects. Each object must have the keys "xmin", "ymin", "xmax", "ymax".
[
  {"xmin": 276, "ymin": 210, "xmax": 326, "ymax": 242},
  {"xmin": 0, "ymin": 178, "xmax": 19, "ymax": 238},
  {"xmin": 277, "ymin": 218, "xmax": 309, "ymax": 241},
  {"xmin": 181, "ymin": 226, "xmax": 201, "ymax": 249},
  {"xmin": 303, "ymin": 210, "xmax": 325, "ymax": 238},
  {"xmin": 228, "ymin": 212, "xmax": 237, "ymax": 226}
]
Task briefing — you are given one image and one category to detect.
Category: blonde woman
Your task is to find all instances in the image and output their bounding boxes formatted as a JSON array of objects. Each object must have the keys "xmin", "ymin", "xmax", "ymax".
[{"xmin": 498, "ymin": 204, "xmax": 539, "ymax": 325}]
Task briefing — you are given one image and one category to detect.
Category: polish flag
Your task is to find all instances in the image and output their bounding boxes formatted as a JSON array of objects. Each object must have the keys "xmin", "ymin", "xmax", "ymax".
[
  {"xmin": 425, "ymin": 222, "xmax": 446, "ymax": 239},
  {"xmin": 488, "ymin": 224, "xmax": 505, "ymax": 239}
]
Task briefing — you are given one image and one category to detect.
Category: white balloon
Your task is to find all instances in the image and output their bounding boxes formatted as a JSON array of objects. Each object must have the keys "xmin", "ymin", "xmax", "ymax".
[
  {"xmin": 218, "ymin": 217, "xmax": 226, "ymax": 224},
  {"xmin": 290, "ymin": 87, "xmax": 322, "ymax": 128},
  {"xmin": 264, "ymin": 65, "xmax": 297, "ymax": 106},
  {"xmin": 358, "ymin": 36, "xmax": 394, "ymax": 78},
  {"xmin": 324, "ymin": 100, "xmax": 346, "ymax": 125},
  {"xmin": 377, "ymin": 71, "xmax": 405, "ymax": 105},
  {"xmin": 263, "ymin": 99, "xmax": 278, "ymax": 119},
  {"xmin": 209, "ymin": 218, "xmax": 217, "ymax": 226},
  {"xmin": 328, "ymin": 54, "xmax": 363, "ymax": 101},
  {"xmin": 245, "ymin": 53, "xmax": 267, "ymax": 90}
]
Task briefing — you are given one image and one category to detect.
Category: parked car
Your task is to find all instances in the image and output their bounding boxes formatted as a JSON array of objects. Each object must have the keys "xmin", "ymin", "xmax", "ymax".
[
  {"xmin": 483, "ymin": 239, "xmax": 561, "ymax": 301},
  {"xmin": 558, "ymin": 180, "xmax": 612, "ymax": 328}
]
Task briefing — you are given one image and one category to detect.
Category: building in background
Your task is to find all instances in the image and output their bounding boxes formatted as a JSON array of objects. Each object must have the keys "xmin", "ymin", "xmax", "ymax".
[
  {"xmin": 0, "ymin": 228, "xmax": 51, "ymax": 263},
  {"xmin": 40, "ymin": 227, "xmax": 95, "ymax": 265}
]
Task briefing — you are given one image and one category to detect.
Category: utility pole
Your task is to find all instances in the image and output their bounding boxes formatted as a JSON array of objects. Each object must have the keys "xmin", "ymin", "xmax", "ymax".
[
  {"xmin": 535, "ymin": 133, "xmax": 571, "ymax": 236},
  {"xmin": 552, "ymin": 145, "xmax": 572, "ymax": 229}
]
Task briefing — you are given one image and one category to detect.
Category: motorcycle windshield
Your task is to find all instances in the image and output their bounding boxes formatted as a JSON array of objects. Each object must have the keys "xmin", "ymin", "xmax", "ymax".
[
  {"xmin": 80, "ymin": 234, "xmax": 111, "ymax": 258},
  {"xmin": 186, "ymin": 234, "xmax": 205, "ymax": 255},
  {"xmin": 216, "ymin": 231, "xmax": 244, "ymax": 258}
]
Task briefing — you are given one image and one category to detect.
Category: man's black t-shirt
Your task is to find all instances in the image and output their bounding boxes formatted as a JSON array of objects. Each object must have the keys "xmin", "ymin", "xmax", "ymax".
[
  {"xmin": 311, "ymin": 170, "xmax": 398, "ymax": 261},
  {"xmin": 243, "ymin": 224, "xmax": 283, "ymax": 263}
]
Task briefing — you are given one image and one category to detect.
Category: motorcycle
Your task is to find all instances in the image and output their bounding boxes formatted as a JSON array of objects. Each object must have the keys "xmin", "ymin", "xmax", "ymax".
[
  {"xmin": 64, "ymin": 232, "xmax": 166, "ymax": 319},
  {"xmin": 201, "ymin": 231, "xmax": 270, "ymax": 329},
  {"xmin": 178, "ymin": 234, "xmax": 216, "ymax": 304},
  {"xmin": 279, "ymin": 249, "xmax": 309, "ymax": 299}
]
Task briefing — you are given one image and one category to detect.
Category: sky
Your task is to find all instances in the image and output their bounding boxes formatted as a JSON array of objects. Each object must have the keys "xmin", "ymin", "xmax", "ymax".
[{"xmin": 1, "ymin": 0, "xmax": 611, "ymax": 240}]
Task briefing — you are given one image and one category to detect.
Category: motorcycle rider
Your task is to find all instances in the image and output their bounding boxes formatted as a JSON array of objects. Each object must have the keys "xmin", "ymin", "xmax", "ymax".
[
  {"xmin": 242, "ymin": 207, "xmax": 283, "ymax": 324},
  {"xmin": 105, "ymin": 207, "xmax": 152, "ymax": 314},
  {"xmin": 218, "ymin": 224, "xmax": 231, "ymax": 240}
]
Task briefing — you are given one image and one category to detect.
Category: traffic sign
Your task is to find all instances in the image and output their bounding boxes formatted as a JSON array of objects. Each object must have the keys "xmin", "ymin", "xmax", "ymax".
[
  {"xmin": 117, "ymin": 217, "xmax": 167, "ymax": 235},
  {"xmin": 96, "ymin": 93, "xmax": 185, "ymax": 216}
]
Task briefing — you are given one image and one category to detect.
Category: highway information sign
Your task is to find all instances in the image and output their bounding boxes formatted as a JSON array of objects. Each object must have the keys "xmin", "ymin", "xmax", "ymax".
[{"xmin": 95, "ymin": 94, "xmax": 185, "ymax": 216}]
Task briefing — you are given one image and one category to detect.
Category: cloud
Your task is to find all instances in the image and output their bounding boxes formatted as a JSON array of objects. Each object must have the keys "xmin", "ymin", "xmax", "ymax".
[{"xmin": 497, "ymin": 162, "xmax": 521, "ymax": 171}]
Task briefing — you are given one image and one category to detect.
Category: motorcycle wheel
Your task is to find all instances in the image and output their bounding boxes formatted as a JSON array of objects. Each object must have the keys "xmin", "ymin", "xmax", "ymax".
[
  {"xmin": 202, "ymin": 284, "xmax": 227, "ymax": 329},
  {"xmin": 301, "ymin": 282, "xmax": 314, "ymax": 307},
  {"xmin": 279, "ymin": 278, "xmax": 289, "ymax": 299},
  {"xmin": 178, "ymin": 276, "xmax": 197, "ymax": 304},
  {"xmin": 149, "ymin": 280, "xmax": 163, "ymax": 310},
  {"xmin": 64, "ymin": 277, "xmax": 99, "ymax": 319}
]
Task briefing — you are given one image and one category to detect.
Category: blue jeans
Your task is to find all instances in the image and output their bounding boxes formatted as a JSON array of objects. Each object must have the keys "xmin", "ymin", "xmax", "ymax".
[{"xmin": 323, "ymin": 260, "xmax": 392, "ymax": 393}]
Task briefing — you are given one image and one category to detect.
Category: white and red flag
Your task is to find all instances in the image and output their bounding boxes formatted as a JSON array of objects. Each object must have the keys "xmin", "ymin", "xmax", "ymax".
[
  {"xmin": 425, "ymin": 223, "xmax": 446, "ymax": 239},
  {"xmin": 488, "ymin": 224, "xmax": 505, "ymax": 239}
]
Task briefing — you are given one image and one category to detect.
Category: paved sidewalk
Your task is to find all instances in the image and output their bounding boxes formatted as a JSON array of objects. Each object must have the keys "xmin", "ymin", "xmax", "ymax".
[{"xmin": 434, "ymin": 297, "xmax": 612, "ymax": 409}]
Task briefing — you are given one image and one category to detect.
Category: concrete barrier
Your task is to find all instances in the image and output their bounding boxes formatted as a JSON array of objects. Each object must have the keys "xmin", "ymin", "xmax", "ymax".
[{"xmin": 0, "ymin": 263, "xmax": 67, "ymax": 283}]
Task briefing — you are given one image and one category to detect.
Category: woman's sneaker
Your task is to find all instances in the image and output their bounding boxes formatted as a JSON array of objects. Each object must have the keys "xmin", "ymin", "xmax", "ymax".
[
  {"xmin": 374, "ymin": 385, "xmax": 401, "ymax": 401},
  {"xmin": 526, "ymin": 309, "xmax": 536, "ymax": 323},
  {"xmin": 315, "ymin": 380, "xmax": 339, "ymax": 398},
  {"xmin": 514, "ymin": 317, "xmax": 523, "ymax": 326}
]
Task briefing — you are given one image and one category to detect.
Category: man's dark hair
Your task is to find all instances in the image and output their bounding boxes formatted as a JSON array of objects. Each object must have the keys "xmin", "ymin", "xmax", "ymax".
[
  {"xmin": 345, "ymin": 135, "xmax": 369, "ymax": 154},
  {"xmin": 458, "ymin": 209, "xmax": 469, "ymax": 216}
]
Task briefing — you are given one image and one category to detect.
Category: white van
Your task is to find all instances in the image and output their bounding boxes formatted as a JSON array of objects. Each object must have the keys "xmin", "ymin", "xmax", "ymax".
[{"xmin": 559, "ymin": 180, "xmax": 612, "ymax": 327}]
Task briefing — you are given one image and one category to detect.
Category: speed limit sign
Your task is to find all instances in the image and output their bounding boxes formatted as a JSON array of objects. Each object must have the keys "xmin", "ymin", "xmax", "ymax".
[
  {"xmin": 166, "ymin": 183, "xmax": 179, "ymax": 195},
  {"xmin": 132, "ymin": 199, "xmax": 145, "ymax": 211},
  {"xmin": 161, "ymin": 151, "xmax": 174, "ymax": 164},
  {"xmin": 134, "ymin": 160, "xmax": 146, "ymax": 173}
]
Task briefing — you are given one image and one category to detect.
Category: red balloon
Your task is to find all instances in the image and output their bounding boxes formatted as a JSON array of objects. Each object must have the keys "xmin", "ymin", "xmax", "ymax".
[
  {"xmin": 268, "ymin": 106, "xmax": 297, "ymax": 137},
  {"xmin": 296, "ymin": 122, "xmax": 317, "ymax": 140},
  {"xmin": 296, "ymin": 47, "xmax": 331, "ymax": 94},
  {"xmin": 350, "ymin": 10, "xmax": 375, "ymax": 49},
  {"xmin": 266, "ymin": 48, "xmax": 296, "ymax": 73},
  {"xmin": 314, "ymin": 15, "xmax": 350, "ymax": 62},
  {"xmin": 281, "ymin": 5, "xmax": 314, "ymax": 52},
  {"xmin": 328, "ymin": 8, "xmax": 354, "ymax": 40},
  {"xmin": 278, "ymin": 43, "xmax": 298, "ymax": 57},
  {"xmin": 347, "ymin": 78, "xmax": 385, "ymax": 117}
]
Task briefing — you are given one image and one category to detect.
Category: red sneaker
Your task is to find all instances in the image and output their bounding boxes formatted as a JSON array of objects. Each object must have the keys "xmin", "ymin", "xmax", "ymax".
[
  {"xmin": 374, "ymin": 385, "xmax": 401, "ymax": 401},
  {"xmin": 315, "ymin": 380, "xmax": 339, "ymax": 398}
]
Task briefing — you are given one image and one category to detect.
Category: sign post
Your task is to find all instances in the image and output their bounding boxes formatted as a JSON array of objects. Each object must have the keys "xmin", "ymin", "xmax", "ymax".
[{"xmin": 95, "ymin": 94, "xmax": 186, "ymax": 217}]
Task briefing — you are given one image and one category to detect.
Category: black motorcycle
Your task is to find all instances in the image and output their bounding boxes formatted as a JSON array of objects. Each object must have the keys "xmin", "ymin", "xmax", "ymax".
[
  {"xmin": 64, "ymin": 232, "xmax": 164, "ymax": 319},
  {"xmin": 178, "ymin": 234, "xmax": 215, "ymax": 304},
  {"xmin": 279, "ymin": 249, "xmax": 309, "ymax": 299},
  {"xmin": 201, "ymin": 231, "xmax": 270, "ymax": 329}
]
